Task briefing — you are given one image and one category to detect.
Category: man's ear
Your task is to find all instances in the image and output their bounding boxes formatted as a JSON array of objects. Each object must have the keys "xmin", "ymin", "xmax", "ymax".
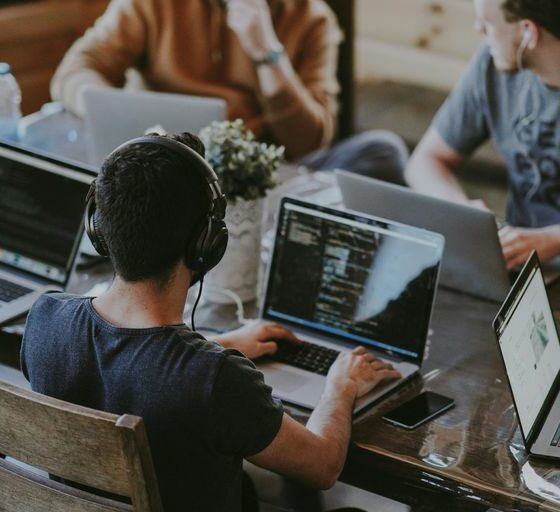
[{"xmin": 522, "ymin": 20, "xmax": 540, "ymax": 50}]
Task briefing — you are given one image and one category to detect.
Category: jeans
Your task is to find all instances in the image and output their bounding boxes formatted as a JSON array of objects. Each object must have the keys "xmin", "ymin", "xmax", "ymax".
[{"xmin": 299, "ymin": 130, "xmax": 409, "ymax": 185}]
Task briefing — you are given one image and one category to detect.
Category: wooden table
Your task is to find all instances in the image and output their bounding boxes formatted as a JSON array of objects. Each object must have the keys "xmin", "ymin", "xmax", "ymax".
[
  {"xmin": 5, "ymin": 119, "xmax": 560, "ymax": 510},
  {"xmin": 2, "ymin": 244, "xmax": 560, "ymax": 512}
]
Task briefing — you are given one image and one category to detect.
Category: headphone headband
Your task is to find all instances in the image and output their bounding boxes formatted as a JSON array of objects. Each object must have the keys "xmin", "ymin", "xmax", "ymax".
[{"xmin": 109, "ymin": 135, "xmax": 222, "ymax": 204}]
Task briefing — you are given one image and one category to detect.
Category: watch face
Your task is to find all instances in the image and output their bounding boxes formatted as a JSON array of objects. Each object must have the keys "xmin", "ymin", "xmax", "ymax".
[{"xmin": 256, "ymin": 47, "xmax": 285, "ymax": 66}]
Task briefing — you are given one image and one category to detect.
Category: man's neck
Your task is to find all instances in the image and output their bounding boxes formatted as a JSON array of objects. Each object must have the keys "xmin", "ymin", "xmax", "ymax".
[
  {"xmin": 529, "ymin": 39, "xmax": 560, "ymax": 89},
  {"xmin": 92, "ymin": 266, "xmax": 191, "ymax": 329}
]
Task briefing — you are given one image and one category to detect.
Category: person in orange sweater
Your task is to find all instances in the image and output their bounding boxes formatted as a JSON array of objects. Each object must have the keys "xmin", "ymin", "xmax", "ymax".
[{"xmin": 51, "ymin": 0, "xmax": 407, "ymax": 180}]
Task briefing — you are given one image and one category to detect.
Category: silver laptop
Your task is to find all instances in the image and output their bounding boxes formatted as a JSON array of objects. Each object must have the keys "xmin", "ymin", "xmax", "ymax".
[
  {"xmin": 335, "ymin": 170, "xmax": 510, "ymax": 303},
  {"xmin": 494, "ymin": 252, "xmax": 560, "ymax": 459},
  {"xmin": 83, "ymin": 88, "xmax": 226, "ymax": 165},
  {"xmin": 0, "ymin": 142, "xmax": 93, "ymax": 325},
  {"xmin": 257, "ymin": 197, "xmax": 444, "ymax": 413}
]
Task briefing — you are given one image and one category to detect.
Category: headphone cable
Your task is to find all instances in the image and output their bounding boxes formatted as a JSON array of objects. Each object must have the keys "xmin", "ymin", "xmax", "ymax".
[{"xmin": 191, "ymin": 275, "xmax": 205, "ymax": 332}]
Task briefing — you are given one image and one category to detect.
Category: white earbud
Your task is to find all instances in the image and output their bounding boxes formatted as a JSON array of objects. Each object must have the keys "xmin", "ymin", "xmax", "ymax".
[
  {"xmin": 521, "ymin": 27, "xmax": 532, "ymax": 51},
  {"xmin": 516, "ymin": 27, "xmax": 533, "ymax": 69}
]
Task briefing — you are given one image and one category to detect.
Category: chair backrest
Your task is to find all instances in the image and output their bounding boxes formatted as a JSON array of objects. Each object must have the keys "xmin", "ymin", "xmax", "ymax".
[
  {"xmin": 324, "ymin": 0, "xmax": 356, "ymax": 140},
  {"xmin": 0, "ymin": 379, "xmax": 163, "ymax": 512}
]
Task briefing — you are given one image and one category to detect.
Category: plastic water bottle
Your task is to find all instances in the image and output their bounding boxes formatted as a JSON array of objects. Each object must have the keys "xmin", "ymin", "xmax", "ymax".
[{"xmin": 0, "ymin": 63, "xmax": 22, "ymax": 140}]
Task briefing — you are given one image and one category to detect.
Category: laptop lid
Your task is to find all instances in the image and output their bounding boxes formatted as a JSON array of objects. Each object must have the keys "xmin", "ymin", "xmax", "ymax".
[
  {"xmin": 261, "ymin": 197, "xmax": 445, "ymax": 366},
  {"xmin": 0, "ymin": 142, "xmax": 93, "ymax": 287},
  {"xmin": 83, "ymin": 88, "xmax": 227, "ymax": 165},
  {"xmin": 335, "ymin": 170, "xmax": 510, "ymax": 303},
  {"xmin": 493, "ymin": 252, "xmax": 560, "ymax": 448}
]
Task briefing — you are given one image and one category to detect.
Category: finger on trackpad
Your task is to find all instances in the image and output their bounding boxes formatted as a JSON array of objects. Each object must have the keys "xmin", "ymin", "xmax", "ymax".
[{"xmin": 265, "ymin": 368, "xmax": 310, "ymax": 393}]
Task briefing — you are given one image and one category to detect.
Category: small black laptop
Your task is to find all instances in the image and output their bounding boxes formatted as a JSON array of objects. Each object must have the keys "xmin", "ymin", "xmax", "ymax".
[
  {"xmin": 0, "ymin": 141, "xmax": 94, "ymax": 325},
  {"xmin": 257, "ymin": 197, "xmax": 445, "ymax": 413}
]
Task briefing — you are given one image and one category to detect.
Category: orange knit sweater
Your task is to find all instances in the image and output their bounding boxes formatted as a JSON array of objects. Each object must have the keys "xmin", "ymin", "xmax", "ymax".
[{"xmin": 51, "ymin": 0, "xmax": 342, "ymax": 159}]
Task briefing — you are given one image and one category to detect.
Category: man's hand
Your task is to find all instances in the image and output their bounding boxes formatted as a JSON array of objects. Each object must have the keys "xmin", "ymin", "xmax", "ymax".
[
  {"xmin": 325, "ymin": 346, "xmax": 401, "ymax": 400},
  {"xmin": 214, "ymin": 321, "xmax": 300, "ymax": 360},
  {"xmin": 225, "ymin": 0, "xmax": 282, "ymax": 61},
  {"xmin": 499, "ymin": 225, "xmax": 560, "ymax": 270}
]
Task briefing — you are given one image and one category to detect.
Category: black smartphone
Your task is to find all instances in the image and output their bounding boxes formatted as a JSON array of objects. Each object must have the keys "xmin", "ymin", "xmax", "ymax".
[{"xmin": 382, "ymin": 391, "xmax": 455, "ymax": 429}]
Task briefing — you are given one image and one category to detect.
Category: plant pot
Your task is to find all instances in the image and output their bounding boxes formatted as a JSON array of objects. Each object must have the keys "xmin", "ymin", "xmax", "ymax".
[{"xmin": 203, "ymin": 197, "xmax": 264, "ymax": 304}]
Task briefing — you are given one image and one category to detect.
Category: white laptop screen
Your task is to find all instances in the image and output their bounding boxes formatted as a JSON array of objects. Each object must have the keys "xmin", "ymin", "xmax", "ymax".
[
  {"xmin": 262, "ymin": 198, "xmax": 444, "ymax": 364},
  {"xmin": 0, "ymin": 146, "xmax": 92, "ymax": 285},
  {"xmin": 495, "ymin": 261, "xmax": 560, "ymax": 439}
]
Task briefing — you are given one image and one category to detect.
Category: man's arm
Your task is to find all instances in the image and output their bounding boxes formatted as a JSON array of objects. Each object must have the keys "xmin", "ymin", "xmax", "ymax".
[
  {"xmin": 226, "ymin": 0, "xmax": 340, "ymax": 159},
  {"xmin": 51, "ymin": 0, "xmax": 148, "ymax": 116},
  {"xmin": 248, "ymin": 347, "xmax": 400, "ymax": 488},
  {"xmin": 405, "ymin": 127, "xmax": 470, "ymax": 204}
]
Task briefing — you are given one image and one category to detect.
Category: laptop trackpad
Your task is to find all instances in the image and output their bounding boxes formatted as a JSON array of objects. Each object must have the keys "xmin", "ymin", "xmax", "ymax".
[{"xmin": 264, "ymin": 367, "xmax": 310, "ymax": 393}]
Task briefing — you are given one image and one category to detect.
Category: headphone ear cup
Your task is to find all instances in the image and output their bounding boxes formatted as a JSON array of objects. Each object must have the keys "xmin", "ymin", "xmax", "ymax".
[
  {"xmin": 185, "ymin": 216, "xmax": 229, "ymax": 274},
  {"xmin": 84, "ymin": 189, "xmax": 109, "ymax": 257},
  {"xmin": 203, "ymin": 219, "xmax": 229, "ymax": 271},
  {"xmin": 92, "ymin": 213, "xmax": 110, "ymax": 257}
]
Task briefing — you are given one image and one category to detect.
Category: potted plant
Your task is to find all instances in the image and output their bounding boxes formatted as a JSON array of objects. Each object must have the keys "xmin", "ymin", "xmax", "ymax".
[{"xmin": 199, "ymin": 119, "xmax": 284, "ymax": 303}]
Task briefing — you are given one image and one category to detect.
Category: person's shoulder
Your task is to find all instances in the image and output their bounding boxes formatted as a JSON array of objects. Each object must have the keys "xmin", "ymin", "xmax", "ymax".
[
  {"xmin": 30, "ymin": 292, "xmax": 87, "ymax": 316},
  {"xmin": 471, "ymin": 43, "xmax": 494, "ymax": 73},
  {"xmin": 214, "ymin": 348, "xmax": 265, "ymax": 387},
  {"xmin": 170, "ymin": 327, "xmax": 231, "ymax": 364}
]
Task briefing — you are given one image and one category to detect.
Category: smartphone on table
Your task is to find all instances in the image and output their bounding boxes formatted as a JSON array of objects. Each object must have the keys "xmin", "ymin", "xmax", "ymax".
[{"xmin": 382, "ymin": 391, "xmax": 455, "ymax": 429}]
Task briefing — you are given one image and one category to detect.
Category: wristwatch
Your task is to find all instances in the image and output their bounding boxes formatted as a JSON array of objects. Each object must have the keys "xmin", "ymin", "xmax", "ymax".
[{"xmin": 253, "ymin": 45, "xmax": 285, "ymax": 67}]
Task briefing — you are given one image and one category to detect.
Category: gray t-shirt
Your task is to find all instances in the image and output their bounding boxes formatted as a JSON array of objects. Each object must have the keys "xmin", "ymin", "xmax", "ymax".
[
  {"xmin": 21, "ymin": 292, "xmax": 284, "ymax": 512},
  {"xmin": 434, "ymin": 44, "xmax": 560, "ymax": 228}
]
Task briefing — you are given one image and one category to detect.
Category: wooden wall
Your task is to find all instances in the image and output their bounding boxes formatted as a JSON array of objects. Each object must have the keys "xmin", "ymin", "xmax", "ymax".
[
  {"xmin": 355, "ymin": 0, "xmax": 482, "ymax": 91},
  {"xmin": 0, "ymin": 0, "xmax": 109, "ymax": 114}
]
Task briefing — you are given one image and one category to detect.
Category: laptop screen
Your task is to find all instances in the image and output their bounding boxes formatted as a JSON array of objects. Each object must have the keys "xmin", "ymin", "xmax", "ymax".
[
  {"xmin": 494, "ymin": 255, "xmax": 560, "ymax": 441},
  {"xmin": 0, "ymin": 145, "xmax": 92, "ymax": 285},
  {"xmin": 262, "ymin": 198, "xmax": 444, "ymax": 364}
]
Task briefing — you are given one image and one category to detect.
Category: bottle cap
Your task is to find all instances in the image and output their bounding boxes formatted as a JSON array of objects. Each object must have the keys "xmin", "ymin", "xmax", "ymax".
[{"xmin": 0, "ymin": 63, "xmax": 11, "ymax": 75}]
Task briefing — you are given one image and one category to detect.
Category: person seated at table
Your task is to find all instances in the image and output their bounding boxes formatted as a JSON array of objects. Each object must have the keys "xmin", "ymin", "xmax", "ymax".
[
  {"xmin": 20, "ymin": 132, "xmax": 400, "ymax": 512},
  {"xmin": 50, "ymin": 0, "xmax": 407, "ymax": 182},
  {"xmin": 405, "ymin": 0, "xmax": 560, "ymax": 270}
]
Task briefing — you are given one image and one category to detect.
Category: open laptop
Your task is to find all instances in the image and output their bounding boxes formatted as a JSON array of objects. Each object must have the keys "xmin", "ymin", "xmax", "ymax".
[
  {"xmin": 0, "ymin": 141, "xmax": 93, "ymax": 325},
  {"xmin": 335, "ymin": 170, "xmax": 511, "ymax": 303},
  {"xmin": 257, "ymin": 197, "xmax": 444, "ymax": 413},
  {"xmin": 493, "ymin": 251, "xmax": 560, "ymax": 460},
  {"xmin": 83, "ymin": 88, "xmax": 226, "ymax": 165}
]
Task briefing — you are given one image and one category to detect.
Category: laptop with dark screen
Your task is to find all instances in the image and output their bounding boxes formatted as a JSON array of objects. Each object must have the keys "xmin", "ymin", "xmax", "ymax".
[
  {"xmin": 0, "ymin": 142, "xmax": 93, "ymax": 325},
  {"xmin": 256, "ymin": 197, "xmax": 444, "ymax": 413}
]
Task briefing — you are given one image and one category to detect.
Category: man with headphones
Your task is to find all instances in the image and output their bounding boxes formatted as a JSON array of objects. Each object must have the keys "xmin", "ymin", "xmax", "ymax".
[
  {"xmin": 405, "ymin": 0, "xmax": 560, "ymax": 270},
  {"xmin": 20, "ymin": 132, "xmax": 400, "ymax": 512}
]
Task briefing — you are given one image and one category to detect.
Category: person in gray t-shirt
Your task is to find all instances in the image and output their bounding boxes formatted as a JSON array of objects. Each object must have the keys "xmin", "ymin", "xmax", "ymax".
[{"xmin": 406, "ymin": 0, "xmax": 560, "ymax": 270}]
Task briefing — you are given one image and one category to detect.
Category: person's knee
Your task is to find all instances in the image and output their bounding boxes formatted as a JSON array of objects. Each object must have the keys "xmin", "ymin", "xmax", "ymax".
[{"xmin": 343, "ymin": 130, "xmax": 409, "ymax": 184}]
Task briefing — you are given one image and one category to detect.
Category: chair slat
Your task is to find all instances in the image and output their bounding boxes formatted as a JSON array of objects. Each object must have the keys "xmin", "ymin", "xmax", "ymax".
[{"xmin": 0, "ymin": 458, "xmax": 132, "ymax": 512}]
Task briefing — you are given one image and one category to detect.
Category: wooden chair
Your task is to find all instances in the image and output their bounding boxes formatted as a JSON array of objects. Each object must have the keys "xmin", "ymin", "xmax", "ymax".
[{"xmin": 0, "ymin": 379, "xmax": 163, "ymax": 512}]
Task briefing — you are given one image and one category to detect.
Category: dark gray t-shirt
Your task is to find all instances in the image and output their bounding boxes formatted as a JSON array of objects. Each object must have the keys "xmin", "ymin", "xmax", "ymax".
[
  {"xmin": 20, "ymin": 293, "xmax": 283, "ymax": 512},
  {"xmin": 434, "ymin": 44, "xmax": 560, "ymax": 228}
]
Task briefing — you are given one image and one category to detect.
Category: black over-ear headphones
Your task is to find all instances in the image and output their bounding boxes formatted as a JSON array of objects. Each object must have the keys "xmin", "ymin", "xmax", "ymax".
[{"xmin": 84, "ymin": 135, "xmax": 229, "ymax": 276}]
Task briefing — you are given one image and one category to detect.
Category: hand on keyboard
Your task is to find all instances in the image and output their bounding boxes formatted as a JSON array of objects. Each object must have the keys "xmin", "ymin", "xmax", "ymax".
[
  {"xmin": 326, "ymin": 346, "xmax": 401, "ymax": 399},
  {"xmin": 213, "ymin": 321, "xmax": 301, "ymax": 360}
]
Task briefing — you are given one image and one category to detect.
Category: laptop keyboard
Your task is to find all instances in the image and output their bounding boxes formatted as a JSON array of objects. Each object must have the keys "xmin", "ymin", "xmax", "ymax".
[
  {"xmin": 551, "ymin": 423, "xmax": 560, "ymax": 446},
  {"xmin": 272, "ymin": 340, "xmax": 340, "ymax": 376},
  {"xmin": 0, "ymin": 277, "xmax": 32, "ymax": 303}
]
